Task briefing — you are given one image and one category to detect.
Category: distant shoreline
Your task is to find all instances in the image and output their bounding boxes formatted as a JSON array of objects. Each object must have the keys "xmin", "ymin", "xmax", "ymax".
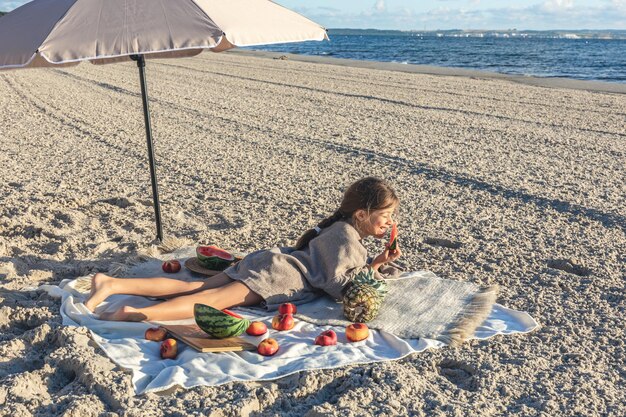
[{"xmin": 231, "ymin": 49, "xmax": 626, "ymax": 94}]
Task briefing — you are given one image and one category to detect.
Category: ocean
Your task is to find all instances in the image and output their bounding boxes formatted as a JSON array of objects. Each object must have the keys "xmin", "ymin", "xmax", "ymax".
[{"xmin": 247, "ymin": 29, "xmax": 626, "ymax": 83}]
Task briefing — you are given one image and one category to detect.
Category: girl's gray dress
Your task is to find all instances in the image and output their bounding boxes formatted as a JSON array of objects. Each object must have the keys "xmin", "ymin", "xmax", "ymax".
[{"xmin": 224, "ymin": 221, "xmax": 372, "ymax": 310}]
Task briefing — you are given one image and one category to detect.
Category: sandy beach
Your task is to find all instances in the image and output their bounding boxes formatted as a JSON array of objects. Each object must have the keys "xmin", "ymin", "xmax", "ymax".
[{"xmin": 0, "ymin": 50, "xmax": 624, "ymax": 416}]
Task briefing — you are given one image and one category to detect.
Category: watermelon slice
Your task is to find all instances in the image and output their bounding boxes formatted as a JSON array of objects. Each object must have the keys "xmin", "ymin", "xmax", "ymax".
[
  {"xmin": 221, "ymin": 309, "xmax": 243, "ymax": 319},
  {"xmin": 388, "ymin": 223, "xmax": 398, "ymax": 251},
  {"xmin": 196, "ymin": 246, "xmax": 235, "ymax": 271},
  {"xmin": 194, "ymin": 304, "xmax": 250, "ymax": 339}
]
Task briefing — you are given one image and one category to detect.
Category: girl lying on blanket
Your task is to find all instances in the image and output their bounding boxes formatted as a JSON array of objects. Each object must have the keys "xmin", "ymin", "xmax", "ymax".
[{"xmin": 85, "ymin": 177, "xmax": 402, "ymax": 321}]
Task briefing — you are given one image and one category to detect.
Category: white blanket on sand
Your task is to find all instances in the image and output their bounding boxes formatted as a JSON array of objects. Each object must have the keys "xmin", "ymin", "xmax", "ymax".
[{"xmin": 41, "ymin": 270, "xmax": 538, "ymax": 395}]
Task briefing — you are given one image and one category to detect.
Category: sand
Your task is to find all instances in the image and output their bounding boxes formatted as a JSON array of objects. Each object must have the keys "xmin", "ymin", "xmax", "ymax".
[{"xmin": 0, "ymin": 50, "xmax": 624, "ymax": 416}]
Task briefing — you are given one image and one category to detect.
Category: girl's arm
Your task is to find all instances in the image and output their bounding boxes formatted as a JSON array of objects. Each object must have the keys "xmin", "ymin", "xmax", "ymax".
[{"xmin": 369, "ymin": 244, "xmax": 402, "ymax": 272}]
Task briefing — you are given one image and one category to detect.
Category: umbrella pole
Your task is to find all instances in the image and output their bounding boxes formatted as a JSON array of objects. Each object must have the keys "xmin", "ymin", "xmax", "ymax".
[{"xmin": 132, "ymin": 54, "xmax": 163, "ymax": 242}]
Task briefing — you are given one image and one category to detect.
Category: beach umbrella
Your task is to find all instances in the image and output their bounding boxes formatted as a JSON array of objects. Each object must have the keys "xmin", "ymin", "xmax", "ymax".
[{"xmin": 0, "ymin": 0, "xmax": 327, "ymax": 241}]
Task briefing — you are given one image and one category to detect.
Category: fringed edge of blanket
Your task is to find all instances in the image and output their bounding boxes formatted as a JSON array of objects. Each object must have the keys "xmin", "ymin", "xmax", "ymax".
[{"xmin": 438, "ymin": 284, "xmax": 499, "ymax": 346}]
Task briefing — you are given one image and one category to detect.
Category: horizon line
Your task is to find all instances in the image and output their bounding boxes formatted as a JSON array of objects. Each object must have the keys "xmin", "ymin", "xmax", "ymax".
[{"xmin": 327, "ymin": 27, "xmax": 626, "ymax": 32}]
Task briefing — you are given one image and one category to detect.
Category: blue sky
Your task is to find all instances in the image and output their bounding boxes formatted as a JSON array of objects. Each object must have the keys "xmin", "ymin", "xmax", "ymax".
[{"xmin": 2, "ymin": 1, "xmax": 626, "ymax": 30}]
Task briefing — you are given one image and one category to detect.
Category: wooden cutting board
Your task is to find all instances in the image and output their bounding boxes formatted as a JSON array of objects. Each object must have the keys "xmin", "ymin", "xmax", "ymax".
[
  {"xmin": 183, "ymin": 258, "xmax": 222, "ymax": 276},
  {"xmin": 160, "ymin": 324, "xmax": 257, "ymax": 353}
]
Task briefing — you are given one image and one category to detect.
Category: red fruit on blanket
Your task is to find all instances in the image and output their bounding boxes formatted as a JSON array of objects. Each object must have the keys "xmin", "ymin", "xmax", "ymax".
[
  {"xmin": 278, "ymin": 303, "xmax": 297, "ymax": 315},
  {"xmin": 314, "ymin": 330, "xmax": 337, "ymax": 346},
  {"xmin": 145, "ymin": 327, "xmax": 168, "ymax": 342},
  {"xmin": 160, "ymin": 338, "xmax": 178, "ymax": 359},
  {"xmin": 346, "ymin": 323, "xmax": 369, "ymax": 342},
  {"xmin": 271, "ymin": 314, "xmax": 295, "ymax": 331},
  {"xmin": 246, "ymin": 321, "xmax": 268, "ymax": 336},
  {"xmin": 162, "ymin": 260, "xmax": 181, "ymax": 273},
  {"xmin": 257, "ymin": 338, "xmax": 279, "ymax": 356}
]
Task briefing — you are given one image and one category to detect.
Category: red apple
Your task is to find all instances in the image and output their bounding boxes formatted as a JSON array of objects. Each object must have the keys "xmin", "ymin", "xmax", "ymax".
[
  {"xmin": 314, "ymin": 330, "xmax": 337, "ymax": 346},
  {"xmin": 162, "ymin": 260, "xmax": 181, "ymax": 273},
  {"xmin": 145, "ymin": 327, "xmax": 168, "ymax": 342},
  {"xmin": 278, "ymin": 303, "xmax": 297, "ymax": 315},
  {"xmin": 346, "ymin": 323, "xmax": 369, "ymax": 342},
  {"xmin": 271, "ymin": 314, "xmax": 295, "ymax": 331},
  {"xmin": 246, "ymin": 321, "xmax": 268, "ymax": 336},
  {"xmin": 160, "ymin": 338, "xmax": 178, "ymax": 359},
  {"xmin": 257, "ymin": 338, "xmax": 279, "ymax": 356}
]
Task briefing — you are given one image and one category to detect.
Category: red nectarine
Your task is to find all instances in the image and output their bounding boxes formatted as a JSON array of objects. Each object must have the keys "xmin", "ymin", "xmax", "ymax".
[
  {"xmin": 346, "ymin": 323, "xmax": 369, "ymax": 342},
  {"xmin": 160, "ymin": 338, "xmax": 178, "ymax": 359},
  {"xmin": 145, "ymin": 327, "xmax": 168, "ymax": 342},
  {"xmin": 162, "ymin": 260, "xmax": 181, "ymax": 273},
  {"xmin": 314, "ymin": 330, "xmax": 337, "ymax": 346},
  {"xmin": 246, "ymin": 321, "xmax": 268, "ymax": 336},
  {"xmin": 271, "ymin": 314, "xmax": 295, "ymax": 331},
  {"xmin": 257, "ymin": 338, "xmax": 279, "ymax": 356},
  {"xmin": 278, "ymin": 303, "xmax": 297, "ymax": 315}
]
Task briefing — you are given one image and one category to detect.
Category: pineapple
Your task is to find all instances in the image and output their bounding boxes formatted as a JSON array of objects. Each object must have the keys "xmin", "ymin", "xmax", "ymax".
[
  {"xmin": 342, "ymin": 269, "xmax": 387, "ymax": 322},
  {"xmin": 351, "ymin": 268, "xmax": 388, "ymax": 295}
]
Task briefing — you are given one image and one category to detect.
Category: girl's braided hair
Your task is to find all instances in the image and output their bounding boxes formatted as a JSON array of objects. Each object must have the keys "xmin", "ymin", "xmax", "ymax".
[{"xmin": 295, "ymin": 177, "xmax": 399, "ymax": 250}]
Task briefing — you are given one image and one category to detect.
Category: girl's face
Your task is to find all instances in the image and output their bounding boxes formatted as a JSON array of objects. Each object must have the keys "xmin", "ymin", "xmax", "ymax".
[{"xmin": 354, "ymin": 205, "xmax": 397, "ymax": 239}]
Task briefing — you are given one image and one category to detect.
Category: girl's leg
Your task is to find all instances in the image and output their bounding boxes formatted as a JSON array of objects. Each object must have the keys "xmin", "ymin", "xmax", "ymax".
[
  {"xmin": 84, "ymin": 272, "xmax": 233, "ymax": 311},
  {"xmin": 99, "ymin": 281, "xmax": 263, "ymax": 322}
]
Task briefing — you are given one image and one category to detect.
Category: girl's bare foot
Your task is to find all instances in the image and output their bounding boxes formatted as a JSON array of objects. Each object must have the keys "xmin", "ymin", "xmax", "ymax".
[
  {"xmin": 99, "ymin": 305, "xmax": 147, "ymax": 322},
  {"xmin": 84, "ymin": 273, "xmax": 114, "ymax": 312}
]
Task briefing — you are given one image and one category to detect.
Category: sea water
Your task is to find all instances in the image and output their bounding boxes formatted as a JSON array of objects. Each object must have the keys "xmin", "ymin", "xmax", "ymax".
[{"xmin": 247, "ymin": 29, "xmax": 626, "ymax": 83}]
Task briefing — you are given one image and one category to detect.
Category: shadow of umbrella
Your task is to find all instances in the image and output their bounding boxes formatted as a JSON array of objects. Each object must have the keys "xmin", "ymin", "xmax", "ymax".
[{"xmin": 0, "ymin": 0, "xmax": 327, "ymax": 241}]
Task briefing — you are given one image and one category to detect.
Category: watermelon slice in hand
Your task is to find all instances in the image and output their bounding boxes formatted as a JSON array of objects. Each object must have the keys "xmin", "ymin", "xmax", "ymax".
[{"xmin": 388, "ymin": 224, "xmax": 398, "ymax": 251}]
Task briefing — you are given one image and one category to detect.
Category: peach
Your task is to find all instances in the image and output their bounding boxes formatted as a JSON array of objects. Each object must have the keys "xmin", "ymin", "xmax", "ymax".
[
  {"xmin": 160, "ymin": 338, "xmax": 178, "ymax": 359},
  {"xmin": 246, "ymin": 321, "xmax": 268, "ymax": 336},
  {"xmin": 346, "ymin": 323, "xmax": 369, "ymax": 342},
  {"xmin": 314, "ymin": 330, "xmax": 337, "ymax": 346},
  {"xmin": 162, "ymin": 260, "xmax": 181, "ymax": 273},
  {"xmin": 145, "ymin": 327, "xmax": 168, "ymax": 342},
  {"xmin": 271, "ymin": 314, "xmax": 295, "ymax": 331},
  {"xmin": 278, "ymin": 303, "xmax": 297, "ymax": 315},
  {"xmin": 257, "ymin": 338, "xmax": 279, "ymax": 356}
]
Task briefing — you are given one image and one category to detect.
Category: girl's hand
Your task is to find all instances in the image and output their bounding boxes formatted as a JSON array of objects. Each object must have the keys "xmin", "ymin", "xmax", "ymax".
[{"xmin": 370, "ymin": 243, "xmax": 402, "ymax": 272}]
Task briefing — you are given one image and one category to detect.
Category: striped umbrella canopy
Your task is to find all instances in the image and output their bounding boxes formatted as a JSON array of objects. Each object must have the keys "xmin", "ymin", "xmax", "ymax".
[{"xmin": 0, "ymin": 0, "xmax": 327, "ymax": 241}]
